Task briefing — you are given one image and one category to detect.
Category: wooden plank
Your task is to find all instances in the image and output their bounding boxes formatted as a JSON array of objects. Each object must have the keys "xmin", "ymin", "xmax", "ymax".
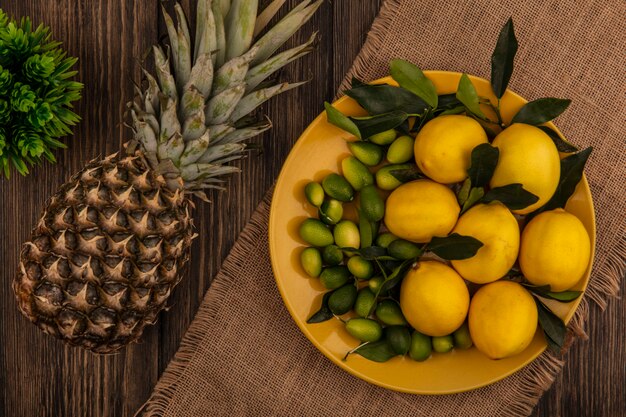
[{"xmin": 0, "ymin": 1, "xmax": 623, "ymax": 416}]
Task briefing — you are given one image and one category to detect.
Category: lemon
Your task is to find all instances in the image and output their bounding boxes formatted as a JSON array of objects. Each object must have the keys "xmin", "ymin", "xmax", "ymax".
[
  {"xmin": 384, "ymin": 179, "xmax": 460, "ymax": 243},
  {"xmin": 414, "ymin": 115, "xmax": 488, "ymax": 184},
  {"xmin": 519, "ymin": 209, "xmax": 591, "ymax": 292},
  {"xmin": 400, "ymin": 260, "xmax": 470, "ymax": 337},
  {"xmin": 468, "ymin": 280, "xmax": 538, "ymax": 359},
  {"xmin": 490, "ymin": 123, "xmax": 560, "ymax": 214},
  {"xmin": 451, "ymin": 202, "xmax": 520, "ymax": 284}
]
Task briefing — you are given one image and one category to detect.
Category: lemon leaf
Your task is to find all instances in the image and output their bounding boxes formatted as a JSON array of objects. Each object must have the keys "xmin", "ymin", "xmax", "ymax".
[
  {"xmin": 530, "ymin": 147, "xmax": 592, "ymax": 217},
  {"xmin": 534, "ymin": 297, "xmax": 567, "ymax": 353},
  {"xmin": 524, "ymin": 284, "xmax": 583, "ymax": 303},
  {"xmin": 461, "ymin": 187, "xmax": 485, "ymax": 214},
  {"xmin": 345, "ymin": 83, "xmax": 429, "ymax": 115},
  {"xmin": 468, "ymin": 143, "xmax": 500, "ymax": 187},
  {"xmin": 482, "ymin": 183, "xmax": 539, "ymax": 210},
  {"xmin": 351, "ymin": 340, "xmax": 398, "ymax": 362},
  {"xmin": 389, "ymin": 165, "xmax": 424, "ymax": 183},
  {"xmin": 324, "ymin": 102, "xmax": 361, "ymax": 139},
  {"xmin": 389, "ymin": 59, "xmax": 438, "ymax": 108},
  {"xmin": 490, "ymin": 18, "xmax": 518, "ymax": 98},
  {"xmin": 426, "ymin": 233, "xmax": 483, "ymax": 260},
  {"xmin": 307, "ymin": 291, "xmax": 334, "ymax": 324},
  {"xmin": 511, "ymin": 98, "xmax": 571, "ymax": 125},
  {"xmin": 456, "ymin": 74, "xmax": 485, "ymax": 119},
  {"xmin": 350, "ymin": 111, "xmax": 408, "ymax": 139}
]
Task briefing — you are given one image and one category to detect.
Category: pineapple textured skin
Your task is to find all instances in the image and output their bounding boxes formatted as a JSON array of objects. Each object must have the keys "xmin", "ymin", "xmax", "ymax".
[{"xmin": 14, "ymin": 153, "xmax": 194, "ymax": 353}]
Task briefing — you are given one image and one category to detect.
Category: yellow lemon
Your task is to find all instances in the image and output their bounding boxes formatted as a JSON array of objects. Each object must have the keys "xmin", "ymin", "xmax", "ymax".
[
  {"xmin": 519, "ymin": 209, "xmax": 591, "ymax": 292},
  {"xmin": 490, "ymin": 123, "xmax": 560, "ymax": 214},
  {"xmin": 384, "ymin": 179, "xmax": 460, "ymax": 243},
  {"xmin": 400, "ymin": 260, "xmax": 470, "ymax": 337},
  {"xmin": 414, "ymin": 115, "xmax": 488, "ymax": 184},
  {"xmin": 451, "ymin": 202, "xmax": 520, "ymax": 284},
  {"xmin": 468, "ymin": 281, "xmax": 538, "ymax": 359}
]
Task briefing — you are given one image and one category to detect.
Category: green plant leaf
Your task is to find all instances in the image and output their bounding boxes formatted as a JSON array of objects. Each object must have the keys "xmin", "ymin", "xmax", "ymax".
[
  {"xmin": 342, "ymin": 246, "xmax": 395, "ymax": 261},
  {"xmin": 379, "ymin": 259, "xmax": 415, "ymax": 293},
  {"xmin": 457, "ymin": 178, "xmax": 471, "ymax": 205},
  {"xmin": 531, "ymin": 147, "xmax": 592, "ymax": 216},
  {"xmin": 535, "ymin": 297, "xmax": 567, "ymax": 353},
  {"xmin": 438, "ymin": 106, "xmax": 466, "ymax": 116},
  {"xmin": 307, "ymin": 291, "xmax": 334, "ymax": 323},
  {"xmin": 468, "ymin": 143, "xmax": 500, "ymax": 187},
  {"xmin": 461, "ymin": 186, "xmax": 485, "ymax": 214},
  {"xmin": 482, "ymin": 183, "xmax": 539, "ymax": 210},
  {"xmin": 351, "ymin": 340, "xmax": 398, "ymax": 362},
  {"xmin": 350, "ymin": 111, "xmax": 408, "ymax": 139},
  {"xmin": 456, "ymin": 74, "xmax": 485, "ymax": 118},
  {"xmin": 389, "ymin": 165, "xmax": 424, "ymax": 183},
  {"xmin": 426, "ymin": 233, "xmax": 483, "ymax": 260},
  {"xmin": 511, "ymin": 98, "xmax": 571, "ymax": 125},
  {"xmin": 437, "ymin": 94, "xmax": 463, "ymax": 110},
  {"xmin": 324, "ymin": 102, "xmax": 361, "ymax": 139},
  {"xmin": 537, "ymin": 126, "xmax": 578, "ymax": 153},
  {"xmin": 389, "ymin": 59, "xmax": 438, "ymax": 108},
  {"xmin": 524, "ymin": 284, "xmax": 583, "ymax": 303},
  {"xmin": 490, "ymin": 18, "xmax": 518, "ymax": 98},
  {"xmin": 345, "ymin": 83, "xmax": 429, "ymax": 115}
]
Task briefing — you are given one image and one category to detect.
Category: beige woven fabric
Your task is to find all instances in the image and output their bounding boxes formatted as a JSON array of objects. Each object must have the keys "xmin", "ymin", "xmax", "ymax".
[{"xmin": 139, "ymin": 0, "xmax": 625, "ymax": 416}]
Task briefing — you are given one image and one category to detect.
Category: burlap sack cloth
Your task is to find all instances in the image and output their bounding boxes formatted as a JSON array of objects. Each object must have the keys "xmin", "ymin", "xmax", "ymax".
[{"xmin": 139, "ymin": 0, "xmax": 625, "ymax": 415}]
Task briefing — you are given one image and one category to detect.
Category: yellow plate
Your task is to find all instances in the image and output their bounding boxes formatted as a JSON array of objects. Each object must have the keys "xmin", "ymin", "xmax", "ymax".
[{"xmin": 269, "ymin": 71, "xmax": 596, "ymax": 394}]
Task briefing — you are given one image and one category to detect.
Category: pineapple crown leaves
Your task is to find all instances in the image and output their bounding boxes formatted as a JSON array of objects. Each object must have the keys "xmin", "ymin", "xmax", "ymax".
[
  {"xmin": 0, "ymin": 9, "xmax": 83, "ymax": 178},
  {"xmin": 129, "ymin": 0, "xmax": 322, "ymax": 200}
]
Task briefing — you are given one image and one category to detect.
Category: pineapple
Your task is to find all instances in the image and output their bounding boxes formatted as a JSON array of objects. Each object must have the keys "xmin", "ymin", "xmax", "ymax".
[{"xmin": 13, "ymin": 0, "xmax": 322, "ymax": 353}]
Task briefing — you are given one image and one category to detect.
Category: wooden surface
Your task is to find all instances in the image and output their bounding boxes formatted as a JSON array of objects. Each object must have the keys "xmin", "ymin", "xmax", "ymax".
[{"xmin": 0, "ymin": 1, "xmax": 622, "ymax": 416}]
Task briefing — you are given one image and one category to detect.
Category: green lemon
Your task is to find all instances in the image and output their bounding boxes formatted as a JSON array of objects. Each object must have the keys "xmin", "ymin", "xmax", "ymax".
[
  {"xmin": 322, "ymin": 244, "xmax": 343, "ymax": 266},
  {"xmin": 322, "ymin": 173, "xmax": 354, "ymax": 202},
  {"xmin": 369, "ymin": 128, "xmax": 397, "ymax": 145},
  {"xmin": 354, "ymin": 287, "xmax": 377, "ymax": 317},
  {"xmin": 304, "ymin": 181, "xmax": 325, "ymax": 207},
  {"xmin": 387, "ymin": 239, "xmax": 422, "ymax": 260},
  {"xmin": 334, "ymin": 220, "xmax": 360, "ymax": 249},
  {"xmin": 341, "ymin": 156, "xmax": 373, "ymax": 191},
  {"xmin": 299, "ymin": 219, "xmax": 334, "ymax": 247},
  {"xmin": 386, "ymin": 326, "xmax": 411, "ymax": 355},
  {"xmin": 375, "ymin": 163, "xmax": 412, "ymax": 190},
  {"xmin": 319, "ymin": 266, "xmax": 351, "ymax": 289},
  {"xmin": 409, "ymin": 331, "xmax": 432, "ymax": 361},
  {"xmin": 453, "ymin": 322, "xmax": 473, "ymax": 349},
  {"xmin": 387, "ymin": 135, "xmax": 415, "ymax": 163},
  {"xmin": 319, "ymin": 199, "xmax": 343, "ymax": 225},
  {"xmin": 432, "ymin": 335, "xmax": 454, "ymax": 353},
  {"xmin": 348, "ymin": 141, "xmax": 384, "ymax": 166},
  {"xmin": 375, "ymin": 232, "xmax": 398, "ymax": 248},
  {"xmin": 328, "ymin": 284, "xmax": 357, "ymax": 315},
  {"xmin": 300, "ymin": 247, "xmax": 322, "ymax": 277},
  {"xmin": 347, "ymin": 255, "xmax": 374, "ymax": 280},
  {"xmin": 359, "ymin": 185, "xmax": 385, "ymax": 222},
  {"xmin": 375, "ymin": 299, "xmax": 407, "ymax": 326},
  {"xmin": 368, "ymin": 276, "xmax": 384, "ymax": 293},
  {"xmin": 345, "ymin": 318, "xmax": 383, "ymax": 342}
]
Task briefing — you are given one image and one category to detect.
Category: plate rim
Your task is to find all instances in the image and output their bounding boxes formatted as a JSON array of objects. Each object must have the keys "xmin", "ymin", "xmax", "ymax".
[{"xmin": 268, "ymin": 70, "xmax": 596, "ymax": 394}]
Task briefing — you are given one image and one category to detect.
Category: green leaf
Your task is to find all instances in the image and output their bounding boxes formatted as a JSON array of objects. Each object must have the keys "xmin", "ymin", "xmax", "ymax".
[
  {"xmin": 524, "ymin": 284, "xmax": 583, "ymax": 303},
  {"xmin": 352, "ymin": 340, "xmax": 398, "ymax": 362},
  {"xmin": 380, "ymin": 259, "xmax": 414, "ymax": 293},
  {"xmin": 350, "ymin": 111, "xmax": 408, "ymax": 139},
  {"xmin": 426, "ymin": 233, "xmax": 483, "ymax": 260},
  {"xmin": 438, "ymin": 106, "xmax": 466, "ymax": 116},
  {"xmin": 468, "ymin": 143, "xmax": 499, "ymax": 187},
  {"xmin": 531, "ymin": 147, "xmax": 592, "ymax": 216},
  {"xmin": 389, "ymin": 59, "xmax": 438, "ymax": 108},
  {"xmin": 511, "ymin": 98, "xmax": 571, "ymax": 125},
  {"xmin": 537, "ymin": 126, "xmax": 578, "ymax": 153},
  {"xmin": 389, "ymin": 165, "xmax": 424, "ymax": 183},
  {"xmin": 324, "ymin": 102, "xmax": 361, "ymax": 139},
  {"xmin": 307, "ymin": 291, "xmax": 334, "ymax": 324},
  {"xmin": 456, "ymin": 74, "xmax": 485, "ymax": 118},
  {"xmin": 345, "ymin": 83, "xmax": 429, "ymax": 115},
  {"xmin": 535, "ymin": 298, "xmax": 567, "ymax": 353},
  {"xmin": 461, "ymin": 187, "xmax": 485, "ymax": 214},
  {"xmin": 437, "ymin": 94, "xmax": 463, "ymax": 110},
  {"xmin": 457, "ymin": 178, "xmax": 471, "ymax": 205},
  {"xmin": 490, "ymin": 18, "xmax": 518, "ymax": 98},
  {"xmin": 359, "ymin": 209, "xmax": 373, "ymax": 248},
  {"xmin": 482, "ymin": 183, "xmax": 539, "ymax": 210}
]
